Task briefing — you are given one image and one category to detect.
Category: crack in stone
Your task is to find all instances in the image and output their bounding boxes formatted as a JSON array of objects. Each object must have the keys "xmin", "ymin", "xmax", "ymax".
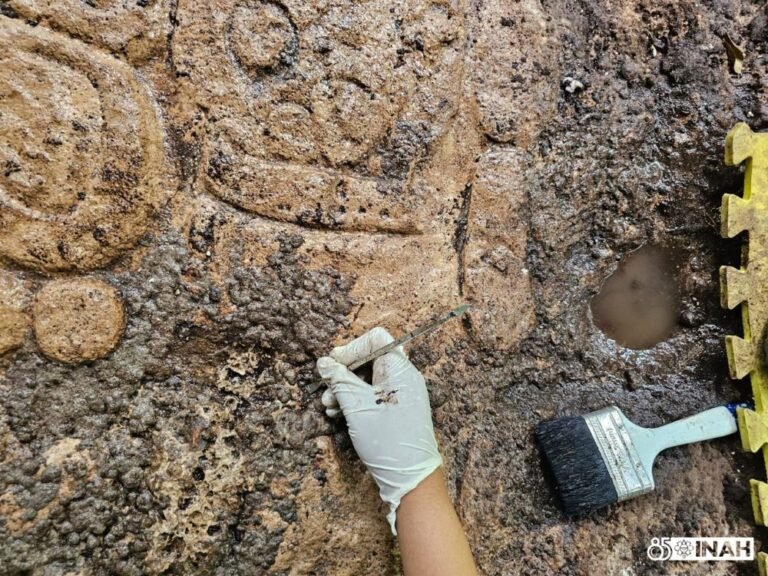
[
  {"xmin": 454, "ymin": 183, "xmax": 472, "ymax": 296},
  {"xmin": 166, "ymin": 0, "xmax": 180, "ymax": 75}
]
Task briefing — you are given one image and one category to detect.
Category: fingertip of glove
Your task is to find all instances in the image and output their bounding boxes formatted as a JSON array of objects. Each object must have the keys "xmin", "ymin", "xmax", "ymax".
[
  {"xmin": 321, "ymin": 387, "xmax": 338, "ymax": 408},
  {"xmin": 329, "ymin": 327, "xmax": 395, "ymax": 363},
  {"xmin": 316, "ymin": 356, "xmax": 340, "ymax": 378},
  {"xmin": 325, "ymin": 407, "xmax": 342, "ymax": 418},
  {"xmin": 328, "ymin": 346, "xmax": 345, "ymax": 362},
  {"xmin": 368, "ymin": 326, "xmax": 394, "ymax": 344}
]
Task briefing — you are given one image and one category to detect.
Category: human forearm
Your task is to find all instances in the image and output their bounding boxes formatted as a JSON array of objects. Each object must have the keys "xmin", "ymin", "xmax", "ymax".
[
  {"xmin": 397, "ymin": 468, "xmax": 478, "ymax": 576},
  {"xmin": 317, "ymin": 328, "xmax": 477, "ymax": 574}
]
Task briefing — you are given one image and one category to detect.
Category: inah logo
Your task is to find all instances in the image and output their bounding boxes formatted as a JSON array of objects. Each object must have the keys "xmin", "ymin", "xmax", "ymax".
[
  {"xmin": 673, "ymin": 540, "xmax": 693, "ymax": 558},
  {"xmin": 647, "ymin": 537, "xmax": 754, "ymax": 562}
]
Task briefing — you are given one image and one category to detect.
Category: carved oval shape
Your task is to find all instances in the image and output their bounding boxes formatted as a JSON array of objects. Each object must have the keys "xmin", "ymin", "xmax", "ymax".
[{"xmin": 0, "ymin": 19, "xmax": 167, "ymax": 272}]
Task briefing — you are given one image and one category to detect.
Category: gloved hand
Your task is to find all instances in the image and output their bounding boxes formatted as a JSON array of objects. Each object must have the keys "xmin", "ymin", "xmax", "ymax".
[{"xmin": 316, "ymin": 327, "xmax": 442, "ymax": 534}]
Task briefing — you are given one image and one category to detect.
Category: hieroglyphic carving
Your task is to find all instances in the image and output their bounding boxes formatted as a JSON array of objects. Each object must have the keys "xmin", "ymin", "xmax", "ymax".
[
  {"xmin": 0, "ymin": 17, "xmax": 170, "ymax": 362},
  {"xmin": 466, "ymin": 0, "xmax": 559, "ymax": 146},
  {"xmin": 0, "ymin": 18, "xmax": 167, "ymax": 273},
  {"xmin": 464, "ymin": 150, "xmax": 536, "ymax": 348},
  {"xmin": 175, "ymin": 0, "xmax": 464, "ymax": 232},
  {"xmin": 175, "ymin": 0, "xmax": 536, "ymax": 350}
]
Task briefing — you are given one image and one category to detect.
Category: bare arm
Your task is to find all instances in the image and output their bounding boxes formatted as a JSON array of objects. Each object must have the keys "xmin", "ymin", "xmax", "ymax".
[
  {"xmin": 397, "ymin": 468, "xmax": 478, "ymax": 576},
  {"xmin": 318, "ymin": 328, "xmax": 477, "ymax": 574}
]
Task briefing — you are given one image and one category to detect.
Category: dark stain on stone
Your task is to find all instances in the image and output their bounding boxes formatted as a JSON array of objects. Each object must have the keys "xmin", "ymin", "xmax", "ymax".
[
  {"xmin": 0, "ymin": 232, "xmax": 353, "ymax": 574},
  {"xmin": 454, "ymin": 183, "xmax": 472, "ymax": 296}
]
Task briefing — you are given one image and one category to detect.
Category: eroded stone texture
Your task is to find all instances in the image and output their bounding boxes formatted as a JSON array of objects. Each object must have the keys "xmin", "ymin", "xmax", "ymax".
[
  {"xmin": 0, "ymin": 271, "xmax": 31, "ymax": 355},
  {"xmin": 171, "ymin": 0, "xmax": 523, "ymax": 345},
  {"xmin": 33, "ymin": 278, "xmax": 126, "ymax": 364},
  {"xmin": 0, "ymin": 437, "xmax": 96, "ymax": 536},
  {"xmin": 466, "ymin": 0, "xmax": 560, "ymax": 145},
  {"xmin": 270, "ymin": 437, "xmax": 392, "ymax": 575},
  {"xmin": 1, "ymin": 0, "xmax": 767, "ymax": 574},
  {"xmin": 464, "ymin": 149, "xmax": 536, "ymax": 348},
  {"xmin": 175, "ymin": 0, "xmax": 464, "ymax": 232},
  {"xmin": 0, "ymin": 17, "xmax": 168, "ymax": 273},
  {"xmin": 5, "ymin": 0, "xmax": 170, "ymax": 62}
]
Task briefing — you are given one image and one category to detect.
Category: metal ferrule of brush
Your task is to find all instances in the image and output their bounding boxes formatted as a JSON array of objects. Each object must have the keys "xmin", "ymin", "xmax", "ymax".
[
  {"xmin": 536, "ymin": 402, "xmax": 744, "ymax": 515},
  {"xmin": 583, "ymin": 407, "xmax": 654, "ymax": 502}
]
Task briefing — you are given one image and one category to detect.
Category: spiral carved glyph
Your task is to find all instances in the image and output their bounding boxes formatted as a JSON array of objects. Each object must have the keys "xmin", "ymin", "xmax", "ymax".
[{"xmin": 0, "ymin": 18, "xmax": 166, "ymax": 273}]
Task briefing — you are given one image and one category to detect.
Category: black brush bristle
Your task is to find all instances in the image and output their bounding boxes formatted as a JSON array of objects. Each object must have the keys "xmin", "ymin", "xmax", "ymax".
[{"xmin": 535, "ymin": 416, "xmax": 619, "ymax": 516}]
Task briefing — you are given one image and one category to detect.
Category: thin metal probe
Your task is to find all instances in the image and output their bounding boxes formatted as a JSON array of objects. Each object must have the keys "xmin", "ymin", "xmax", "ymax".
[{"xmin": 346, "ymin": 304, "xmax": 470, "ymax": 370}]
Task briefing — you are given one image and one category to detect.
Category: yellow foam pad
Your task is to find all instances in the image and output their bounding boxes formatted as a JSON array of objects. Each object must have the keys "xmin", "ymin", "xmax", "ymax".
[{"xmin": 720, "ymin": 125, "xmax": 768, "ymax": 570}]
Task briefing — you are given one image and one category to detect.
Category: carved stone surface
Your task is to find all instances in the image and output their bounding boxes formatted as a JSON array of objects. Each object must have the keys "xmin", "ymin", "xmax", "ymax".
[
  {"xmin": 173, "ymin": 0, "xmax": 503, "ymax": 337},
  {"xmin": 175, "ymin": 0, "xmax": 464, "ymax": 232},
  {"xmin": 1, "ymin": 0, "xmax": 766, "ymax": 574},
  {"xmin": 33, "ymin": 278, "xmax": 125, "ymax": 364},
  {"xmin": 0, "ymin": 18, "xmax": 167, "ymax": 273},
  {"xmin": 0, "ymin": 271, "xmax": 31, "ymax": 355},
  {"xmin": 5, "ymin": 0, "xmax": 170, "ymax": 62}
]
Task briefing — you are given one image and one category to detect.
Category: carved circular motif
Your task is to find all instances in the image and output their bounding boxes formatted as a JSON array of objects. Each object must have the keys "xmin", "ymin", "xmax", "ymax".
[
  {"xmin": 228, "ymin": 2, "xmax": 297, "ymax": 74},
  {"xmin": 0, "ymin": 18, "xmax": 165, "ymax": 272},
  {"xmin": 311, "ymin": 79, "xmax": 393, "ymax": 166},
  {"xmin": 33, "ymin": 278, "xmax": 125, "ymax": 364}
]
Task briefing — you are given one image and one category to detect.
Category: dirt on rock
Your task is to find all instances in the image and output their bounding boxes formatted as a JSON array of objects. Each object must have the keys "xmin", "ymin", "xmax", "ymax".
[{"xmin": 1, "ymin": 0, "xmax": 767, "ymax": 574}]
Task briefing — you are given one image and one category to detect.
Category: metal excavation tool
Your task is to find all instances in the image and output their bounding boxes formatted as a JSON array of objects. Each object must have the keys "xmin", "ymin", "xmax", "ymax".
[
  {"xmin": 346, "ymin": 304, "xmax": 470, "ymax": 371},
  {"xmin": 311, "ymin": 304, "xmax": 470, "ymax": 392}
]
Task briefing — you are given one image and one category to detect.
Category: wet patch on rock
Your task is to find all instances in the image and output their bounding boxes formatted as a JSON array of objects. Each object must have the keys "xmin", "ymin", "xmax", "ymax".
[{"xmin": 590, "ymin": 244, "xmax": 681, "ymax": 350}]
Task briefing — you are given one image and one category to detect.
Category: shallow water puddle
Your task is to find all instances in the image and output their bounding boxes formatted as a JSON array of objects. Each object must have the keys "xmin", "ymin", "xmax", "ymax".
[{"xmin": 590, "ymin": 244, "xmax": 681, "ymax": 350}]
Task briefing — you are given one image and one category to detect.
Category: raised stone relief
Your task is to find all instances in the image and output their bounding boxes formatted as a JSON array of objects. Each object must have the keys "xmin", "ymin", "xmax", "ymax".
[
  {"xmin": 175, "ymin": 0, "xmax": 464, "ymax": 232},
  {"xmin": 33, "ymin": 278, "xmax": 126, "ymax": 364},
  {"xmin": 2, "ymin": 0, "xmax": 752, "ymax": 573},
  {"xmin": 174, "ymin": 0, "xmax": 535, "ymax": 345},
  {"xmin": 5, "ymin": 0, "xmax": 170, "ymax": 62},
  {"xmin": 0, "ymin": 17, "xmax": 170, "ymax": 364},
  {"xmin": 0, "ymin": 18, "xmax": 167, "ymax": 273}
]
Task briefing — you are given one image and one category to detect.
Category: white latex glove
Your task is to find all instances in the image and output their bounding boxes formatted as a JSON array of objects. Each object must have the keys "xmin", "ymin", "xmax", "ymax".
[{"xmin": 316, "ymin": 327, "xmax": 442, "ymax": 534}]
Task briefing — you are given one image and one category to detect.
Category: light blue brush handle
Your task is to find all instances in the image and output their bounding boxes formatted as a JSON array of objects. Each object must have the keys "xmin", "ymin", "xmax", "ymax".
[{"xmin": 626, "ymin": 403, "xmax": 747, "ymax": 476}]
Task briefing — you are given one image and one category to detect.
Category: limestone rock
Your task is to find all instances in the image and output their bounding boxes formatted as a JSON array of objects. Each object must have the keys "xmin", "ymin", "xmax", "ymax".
[
  {"xmin": 0, "ymin": 0, "xmax": 764, "ymax": 573},
  {"xmin": 6, "ymin": 0, "xmax": 170, "ymax": 62},
  {"xmin": 0, "ymin": 271, "xmax": 31, "ymax": 355},
  {"xmin": 33, "ymin": 278, "xmax": 125, "ymax": 364},
  {"xmin": 0, "ymin": 17, "xmax": 168, "ymax": 273}
]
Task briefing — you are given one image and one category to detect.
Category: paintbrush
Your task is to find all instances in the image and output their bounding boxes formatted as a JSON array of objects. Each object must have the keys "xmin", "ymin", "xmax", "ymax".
[{"xmin": 535, "ymin": 403, "xmax": 747, "ymax": 515}]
